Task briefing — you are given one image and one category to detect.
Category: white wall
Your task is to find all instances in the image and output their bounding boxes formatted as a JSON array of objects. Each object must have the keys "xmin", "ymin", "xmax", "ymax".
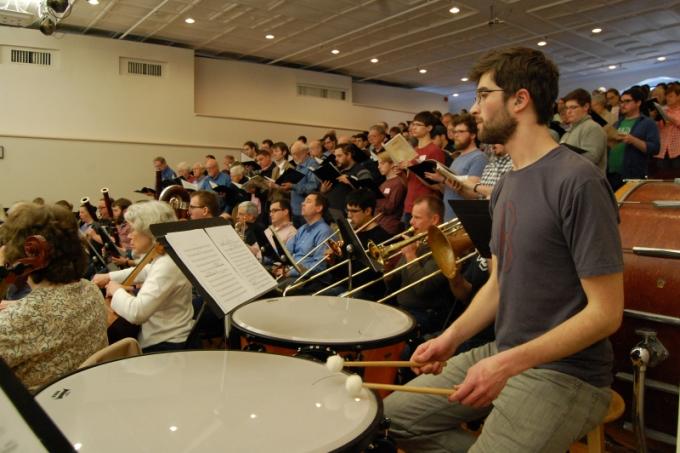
[{"xmin": 0, "ymin": 26, "xmax": 447, "ymax": 207}]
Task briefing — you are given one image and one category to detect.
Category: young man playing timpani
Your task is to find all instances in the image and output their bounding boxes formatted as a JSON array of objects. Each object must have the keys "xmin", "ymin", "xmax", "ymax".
[{"xmin": 384, "ymin": 47, "xmax": 624, "ymax": 453}]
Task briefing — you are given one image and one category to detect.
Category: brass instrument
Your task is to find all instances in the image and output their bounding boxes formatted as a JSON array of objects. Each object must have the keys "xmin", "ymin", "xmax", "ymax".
[
  {"xmin": 339, "ymin": 220, "xmax": 477, "ymax": 302},
  {"xmin": 159, "ymin": 185, "xmax": 191, "ymax": 220}
]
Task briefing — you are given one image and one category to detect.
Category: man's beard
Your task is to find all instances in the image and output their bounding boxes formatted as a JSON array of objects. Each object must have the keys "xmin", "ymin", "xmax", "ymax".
[{"xmin": 479, "ymin": 106, "xmax": 518, "ymax": 145}]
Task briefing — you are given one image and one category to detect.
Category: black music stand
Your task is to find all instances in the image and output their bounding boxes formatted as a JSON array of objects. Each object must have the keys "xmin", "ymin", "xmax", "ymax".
[
  {"xmin": 330, "ymin": 210, "xmax": 382, "ymax": 291},
  {"xmin": 0, "ymin": 359, "xmax": 75, "ymax": 453},
  {"xmin": 447, "ymin": 199, "xmax": 492, "ymax": 259},
  {"xmin": 268, "ymin": 226, "xmax": 303, "ymax": 274}
]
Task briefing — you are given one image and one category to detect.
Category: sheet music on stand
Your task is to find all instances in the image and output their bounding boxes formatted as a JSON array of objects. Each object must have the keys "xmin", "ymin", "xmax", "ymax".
[
  {"xmin": 268, "ymin": 226, "xmax": 303, "ymax": 274},
  {"xmin": 151, "ymin": 219, "xmax": 277, "ymax": 316}
]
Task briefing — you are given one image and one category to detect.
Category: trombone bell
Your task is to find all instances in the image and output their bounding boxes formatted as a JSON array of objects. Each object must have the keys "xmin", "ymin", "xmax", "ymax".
[{"xmin": 428, "ymin": 224, "xmax": 475, "ymax": 278}]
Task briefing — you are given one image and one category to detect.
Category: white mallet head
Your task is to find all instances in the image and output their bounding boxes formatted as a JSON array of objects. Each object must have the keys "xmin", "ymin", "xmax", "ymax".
[
  {"xmin": 345, "ymin": 374, "xmax": 363, "ymax": 397},
  {"xmin": 326, "ymin": 355, "xmax": 344, "ymax": 373}
]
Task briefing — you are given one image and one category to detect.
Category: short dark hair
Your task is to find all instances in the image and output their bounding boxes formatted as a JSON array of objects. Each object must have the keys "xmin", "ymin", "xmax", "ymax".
[
  {"xmin": 322, "ymin": 132, "xmax": 337, "ymax": 143},
  {"xmin": 606, "ymin": 88, "xmax": 620, "ymax": 97},
  {"xmin": 430, "ymin": 122, "xmax": 447, "ymax": 139},
  {"xmin": 272, "ymin": 198, "xmax": 291, "ymax": 214},
  {"xmin": 1, "ymin": 203, "xmax": 87, "ymax": 284},
  {"xmin": 666, "ymin": 82, "xmax": 680, "ymax": 96},
  {"xmin": 55, "ymin": 200, "xmax": 73, "ymax": 211},
  {"xmin": 243, "ymin": 141, "xmax": 258, "ymax": 150},
  {"xmin": 153, "ymin": 156, "xmax": 167, "ymax": 164},
  {"xmin": 563, "ymin": 88, "xmax": 591, "ymax": 107},
  {"xmin": 452, "ymin": 113, "xmax": 478, "ymax": 136},
  {"xmin": 622, "ymin": 87, "xmax": 645, "ymax": 104},
  {"xmin": 273, "ymin": 142, "xmax": 290, "ymax": 157},
  {"xmin": 469, "ymin": 47, "xmax": 559, "ymax": 125},
  {"xmin": 413, "ymin": 195, "xmax": 443, "ymax": 220},
  {"xmin": 431, "ymin": 110, "xmax": 442, "ymax": 119},
  {"xmin": 256, "ymin": 148, "xmax": 271, "ymax": 158},
  {"xmin": 309, "ymin": 192, "xmax": 328, "ymax": 214},
  {"xmin": 191, "ymin": 190, "xmax": 219, "ymax": 217},
  {"xmin": 261, "ymin": 139, "xmax": 274, "ymax": 147},
  {"xmin": 112, "ymin": 198, "xmax": 132, "ymax": 211},
  {"xmin": 297, "ymin": 135, "xmax": 307, "ymax": 144},
  {"xmin": 413, "ymin": 110, "xmax": 439, "ymax": 128},
  {"xmin": 346, "ymin": 189, "xmax": 376, "ymax": 212}
]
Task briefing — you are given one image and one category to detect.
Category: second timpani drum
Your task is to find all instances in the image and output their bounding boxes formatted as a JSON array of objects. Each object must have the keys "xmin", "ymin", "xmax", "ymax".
[
  {"xmin": 36, "ymin": 351, "xmax": 381, "ymax": 452},
  {"xmin": 231, "ymin": 296, "xmax": 416, "ymax": 393},
  {"xmin": 611, "ymin": 180, "xmax": 680, "ymax": 439}
]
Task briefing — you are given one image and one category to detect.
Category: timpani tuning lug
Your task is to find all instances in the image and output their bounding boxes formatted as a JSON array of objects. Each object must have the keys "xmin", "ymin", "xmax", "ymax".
[{"xmin": 632, "ymin": 328, "xmax": 669, "ymax": 368}]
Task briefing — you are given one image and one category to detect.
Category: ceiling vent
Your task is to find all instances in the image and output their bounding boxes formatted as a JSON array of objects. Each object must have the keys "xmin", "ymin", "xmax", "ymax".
[
  {"xmin": 10, "ymin": 48, "xmax": 52, "ymax": 66},
  {"xmin": 120, "ymin": 57, "xmax": 164, "ymax": 77}
]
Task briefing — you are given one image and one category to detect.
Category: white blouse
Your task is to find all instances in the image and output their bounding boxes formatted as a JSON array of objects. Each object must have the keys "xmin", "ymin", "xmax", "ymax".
[{"xmin": 109, "ymin": 254, "xmax": 193, "ymax": 349}]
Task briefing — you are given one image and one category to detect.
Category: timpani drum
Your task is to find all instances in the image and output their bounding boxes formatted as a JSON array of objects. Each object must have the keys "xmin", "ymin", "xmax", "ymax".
[
  {"xmin": 231, "ymin": 296, "xmax": 416, "ymax": 395},
  {"xmin": 611, "ymin": 180, "xmax": 680, "ymax": 439},
  {"xmin": 35, "ymin": 351, "xmax": 381, "ymax": 452}
]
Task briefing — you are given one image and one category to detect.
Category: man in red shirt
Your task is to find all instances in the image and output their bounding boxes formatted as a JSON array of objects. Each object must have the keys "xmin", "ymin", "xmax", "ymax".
[{"xmin": 400, "ymin": 111, "xmax": 446, "ymax": 224}]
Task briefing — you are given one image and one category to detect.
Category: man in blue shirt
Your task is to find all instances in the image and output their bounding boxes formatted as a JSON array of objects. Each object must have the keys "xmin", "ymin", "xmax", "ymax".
[
  {"xmin": 289, "ymin": 141, "xmax": 320, "ymax": 227},
  {"xmin": 199, "ymin": 157, "xmax": 232, "ymax": 213},
  {"xmin": 276, "ymin": 193, "xmax": 333, "ymax": 294},
  {"xmin": 153, "ymin": 156, "xmax": 177, "ymax": 182}
]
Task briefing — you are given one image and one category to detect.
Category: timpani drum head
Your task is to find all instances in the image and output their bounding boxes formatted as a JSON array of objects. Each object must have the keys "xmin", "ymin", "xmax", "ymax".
[
  {"xmin": 232, "ymin": 296, "xmax": 415, "ymax": 347},
  {"xmin": 35, "ymin": 351, "xmax": 381, "ymax": 452}
]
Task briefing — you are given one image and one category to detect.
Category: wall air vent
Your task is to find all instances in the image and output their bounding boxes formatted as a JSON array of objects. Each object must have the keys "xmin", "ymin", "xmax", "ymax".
[
  {"xmin": 121, "ymin": 58, "xmax": 164, "ymax": 77},
  {"xmin": 297, "ymin": 84, "xmax": 347, "ymax": 101},
  {"xmin": 10, "ymin": 48, "xmax": 52, "ymax": 66}
]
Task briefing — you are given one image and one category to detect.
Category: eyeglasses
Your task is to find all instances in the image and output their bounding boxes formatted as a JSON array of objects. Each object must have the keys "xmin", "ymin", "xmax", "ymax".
[
  {"xmin": 189, "ymin": 205, "xmax": 204, "ymax": 209},
  {"xmin": 474, "ymin": 89, "xmax": 504, "ymax": 104},
  {"xmin": 411, "ymin": 121, "xmax": 426, "ymax": 127},
  {"xmin": 565, "ymin": 105, "xmax": 584, "ymax": 111}
]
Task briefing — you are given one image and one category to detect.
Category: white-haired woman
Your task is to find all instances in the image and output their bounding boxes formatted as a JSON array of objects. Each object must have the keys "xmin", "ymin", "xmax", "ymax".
[{"xmin": 92, "ymin": 201, "xmax": 193, "ymax": 352}]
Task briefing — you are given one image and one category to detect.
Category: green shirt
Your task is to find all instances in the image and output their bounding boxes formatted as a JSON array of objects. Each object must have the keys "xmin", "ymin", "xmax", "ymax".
[{"xmin": 608, "ymin": 118, "xmax": 636, "ymax": 174}]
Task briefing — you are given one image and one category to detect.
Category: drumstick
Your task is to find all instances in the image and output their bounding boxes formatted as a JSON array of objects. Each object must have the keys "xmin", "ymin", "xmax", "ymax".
[
  {"xmin": 344, "ymin": 360, "xmax": 448, "ymax": 368},
  {"xmin": 345, "ymin": 375, "xmax": 458, "ymax": 397},
  {"xmin": 326, "ymin": 355, "xmax": 446, "ymax": 372}
]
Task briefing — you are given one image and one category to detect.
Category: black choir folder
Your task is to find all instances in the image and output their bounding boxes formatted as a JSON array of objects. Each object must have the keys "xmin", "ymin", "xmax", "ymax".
[
  {"xmin": 151, "ymin": 219, "xmax": 277, "ymax": 316},
  {"xmin": 275, "ymin": 168, "xmax": 305, "ymax": 185},
  {"xmin": 447, "ymin": 199, "xmax": 492, "ymax": 259}
]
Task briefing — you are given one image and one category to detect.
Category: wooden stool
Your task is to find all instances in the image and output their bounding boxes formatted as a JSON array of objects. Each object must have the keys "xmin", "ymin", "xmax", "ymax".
[{"xmin": 569, "ymin": 390, "xmax": 625, "ymax": 453}]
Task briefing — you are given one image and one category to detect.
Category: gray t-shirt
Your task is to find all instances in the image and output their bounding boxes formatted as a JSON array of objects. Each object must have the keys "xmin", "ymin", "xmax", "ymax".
[{"xmin": 490, "ymin": 145, "xmax": 623, "ymax": 387}]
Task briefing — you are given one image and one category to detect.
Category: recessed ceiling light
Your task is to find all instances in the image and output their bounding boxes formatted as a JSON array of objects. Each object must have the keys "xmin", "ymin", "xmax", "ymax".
[
  {"xmin": 87, "ymin": 0, "xmax": 98, "ymax": 5},
  {"xmin": 461, "ymin": 77, "xmax": 468, "ymax": 82},
  {"xmin": 184, "ymin": 17, "xmax": 195, "ymax": 24},
  {"xmin": 537, "ymin": 40, "xmax": 547, "ymax": 47},
  {"xmin": 657, "ymin": 56, "xmax": 667, "ymax": 62},
  {"xmin": 591, "ymin": 27, "xmax": 602, "ymax": 34},
  {"xmin": 331, "ymin": 49, "xmax": 340, "ymax": 55},
  {"xmin": 453, "ymin": 93, "xmax": 459, "ymax": 97},
  {"xmin": 370, "ymin": 58, "xmax": 379, "ymax": 63},
  {"xmin": 419, "ymin": 68, "xmax": 427, "ymax": 74},
  {"xmin": 449, "ymin": 6, "xmax": 460, "ymax": 14},
  {"xmin": 598, "ymin": 86, "xmax": 606, "ymax": 92},
  {"xmin": 608, "ymin": 64, "xmax": 617, "ymax": 70},
  {"xmin": 265, "ymin": 34, "xmax": 275, "ymax": 40}
]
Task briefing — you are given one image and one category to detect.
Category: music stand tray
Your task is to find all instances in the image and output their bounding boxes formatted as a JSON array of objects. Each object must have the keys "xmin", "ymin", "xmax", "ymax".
[{"xmin": 330, "ymin": 210, "xmax": 382, "ymax": 273}]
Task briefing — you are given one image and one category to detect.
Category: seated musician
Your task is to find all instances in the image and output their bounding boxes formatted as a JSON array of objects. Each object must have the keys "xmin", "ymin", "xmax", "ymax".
[
  {"xmin": 342, "ymin": 189, "xmax": 390, "ymax": 301},
  {"xmin": 110, "ymin": 198, "xmax": 134, "ymax": 268},
  {"xmin": 384, "ymin": 195, "xmax": 450, "ymax": 336},
  {"xmin": 383, "ymin": 47, "xmax": 623, "ymax": 453},
  {"xmin": 264, "ymin": 199, "xmax": 296, "ymax": 262},
  {"xmin": 236, "ymin": 201, "xmax": 272, "ymax": 258},
  {"xmin": 0, "ymin": 203, "xmax": 107, "ymax": 392},
  {"xmin": 189, "ymin": 190, "xmax": 219, "ymax": 220},
  {"xmin": 92, "ymin": 201, "xmax": 194, "ymax": 353},
  {"xmin": 275, "ymin": 193, "xmax": 333, "ymax": 293}
]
